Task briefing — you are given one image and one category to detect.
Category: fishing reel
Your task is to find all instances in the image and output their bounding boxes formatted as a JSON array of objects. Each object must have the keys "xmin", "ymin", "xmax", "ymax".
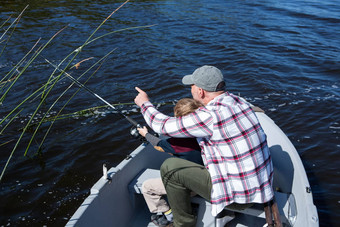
[{"xmin": 130, "ymin": 124, "xmax": 146, "ymax": 142}]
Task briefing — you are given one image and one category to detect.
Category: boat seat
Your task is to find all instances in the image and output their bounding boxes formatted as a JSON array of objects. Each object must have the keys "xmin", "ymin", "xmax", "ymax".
[{"xmin": 128, "ymin": 168, "xmax": 295, "ymax": 226}]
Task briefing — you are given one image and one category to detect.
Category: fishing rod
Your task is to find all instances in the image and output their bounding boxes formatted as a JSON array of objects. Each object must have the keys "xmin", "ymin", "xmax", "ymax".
[{"xmin": 43, "ymin": 58, "xmax": 143, "ymax": 139}]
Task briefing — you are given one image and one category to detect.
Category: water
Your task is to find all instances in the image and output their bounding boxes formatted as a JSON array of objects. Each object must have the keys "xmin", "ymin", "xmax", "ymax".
[{"xmin": 0, "ymin": 0, "xmax": 339, "ymax": 226}]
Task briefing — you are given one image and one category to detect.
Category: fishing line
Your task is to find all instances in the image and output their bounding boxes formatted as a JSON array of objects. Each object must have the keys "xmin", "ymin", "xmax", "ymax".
[{"xmin": 43, "ymin": 58, "xmax": 143, "ymax": 139}]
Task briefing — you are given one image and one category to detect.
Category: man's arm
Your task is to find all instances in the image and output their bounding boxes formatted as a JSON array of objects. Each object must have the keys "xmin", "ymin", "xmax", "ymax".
[{"xmin": 134, "ymin": 87, "xmax": 213, "ymax": 138}]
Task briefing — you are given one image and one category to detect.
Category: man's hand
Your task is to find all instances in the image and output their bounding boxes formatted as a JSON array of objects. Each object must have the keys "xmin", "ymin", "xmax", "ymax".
[{"xmin": 134, "ymin": 87, "xmax": 149, "ymax": 107}]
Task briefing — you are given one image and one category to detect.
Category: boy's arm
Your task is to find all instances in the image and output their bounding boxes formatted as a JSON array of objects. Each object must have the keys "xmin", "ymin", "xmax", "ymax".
[{"xmin": 144, "ymin": 133, "xmax": 162, "ymax": 147}]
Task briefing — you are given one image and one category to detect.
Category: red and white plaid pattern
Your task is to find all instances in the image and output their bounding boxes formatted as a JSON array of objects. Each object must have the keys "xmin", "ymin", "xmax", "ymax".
[{"xmin": 140, "ymin": 92, "xmax": 274, "ymax": 216}]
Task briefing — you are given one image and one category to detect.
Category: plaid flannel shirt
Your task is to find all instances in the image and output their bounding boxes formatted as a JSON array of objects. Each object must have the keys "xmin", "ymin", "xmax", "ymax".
[{"xmin": 140, "ymin": 92, "xmax": 274, "ymax": 216}]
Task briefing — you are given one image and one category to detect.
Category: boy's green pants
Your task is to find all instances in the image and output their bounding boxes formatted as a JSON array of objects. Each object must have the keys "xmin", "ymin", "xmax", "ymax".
[{"xmin": 160, "ymin": 157, "xmax": 212, "ymax": 227}]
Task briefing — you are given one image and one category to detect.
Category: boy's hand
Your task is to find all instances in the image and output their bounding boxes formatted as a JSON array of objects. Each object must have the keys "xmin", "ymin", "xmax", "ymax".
[{"xmin": 137, "ymin": 126, "xmax": 148, "ymax": 137}]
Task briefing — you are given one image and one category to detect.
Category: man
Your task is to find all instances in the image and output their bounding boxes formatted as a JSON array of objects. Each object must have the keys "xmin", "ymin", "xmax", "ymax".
[{"xmin": 134, "ymin": 65, "xmax": 274, "ymax": 227}]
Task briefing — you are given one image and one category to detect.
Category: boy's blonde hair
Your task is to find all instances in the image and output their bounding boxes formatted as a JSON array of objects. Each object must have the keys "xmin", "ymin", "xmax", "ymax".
[{"xmin": 174, "ymin": 98, "xmax": 203, "ymax": 117}]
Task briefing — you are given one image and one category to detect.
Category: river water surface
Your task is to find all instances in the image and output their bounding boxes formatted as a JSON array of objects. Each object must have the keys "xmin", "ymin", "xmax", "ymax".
[{"xmin": 0, "ymin": 0, "xmax": 339, "ymax": 226}]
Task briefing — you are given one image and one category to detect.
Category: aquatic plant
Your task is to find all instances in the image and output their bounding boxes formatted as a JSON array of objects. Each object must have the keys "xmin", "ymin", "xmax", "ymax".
[{"xmin": 0, "ymin": 0, "xmax": 156, "ymax": 182}]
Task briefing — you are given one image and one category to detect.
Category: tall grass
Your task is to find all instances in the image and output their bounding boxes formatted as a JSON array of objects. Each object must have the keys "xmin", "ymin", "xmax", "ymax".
[{"xmin": 0, "ymin": 0, "xmax": 156, "ymax": 182}]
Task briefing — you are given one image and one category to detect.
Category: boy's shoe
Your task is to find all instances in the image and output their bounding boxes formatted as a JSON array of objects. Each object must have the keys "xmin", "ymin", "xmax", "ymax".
[
  {"xmin": 151, "ymin": 214, "xmax": 162, "ymax": 221},
  {"xmin": 151, "ymin": 214, "xmax": 173, "ymax": 227}
]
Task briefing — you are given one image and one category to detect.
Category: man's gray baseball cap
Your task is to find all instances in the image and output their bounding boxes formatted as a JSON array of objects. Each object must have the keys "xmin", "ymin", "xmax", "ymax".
[{"xmin": 182, "ymin": 65, "xmax": 225, "ymax": 92}]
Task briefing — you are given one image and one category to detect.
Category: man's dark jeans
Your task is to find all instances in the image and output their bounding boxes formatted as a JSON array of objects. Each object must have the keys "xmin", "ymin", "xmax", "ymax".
[{"xmin": 160, "ymin": 158, "xmax": 212, "ymax": 227}]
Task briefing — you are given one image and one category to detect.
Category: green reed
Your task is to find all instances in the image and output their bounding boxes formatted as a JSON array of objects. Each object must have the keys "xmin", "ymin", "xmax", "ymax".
[{"xmin": 0, "ymin": 0, "xmax": 156, "ymax": 182}]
